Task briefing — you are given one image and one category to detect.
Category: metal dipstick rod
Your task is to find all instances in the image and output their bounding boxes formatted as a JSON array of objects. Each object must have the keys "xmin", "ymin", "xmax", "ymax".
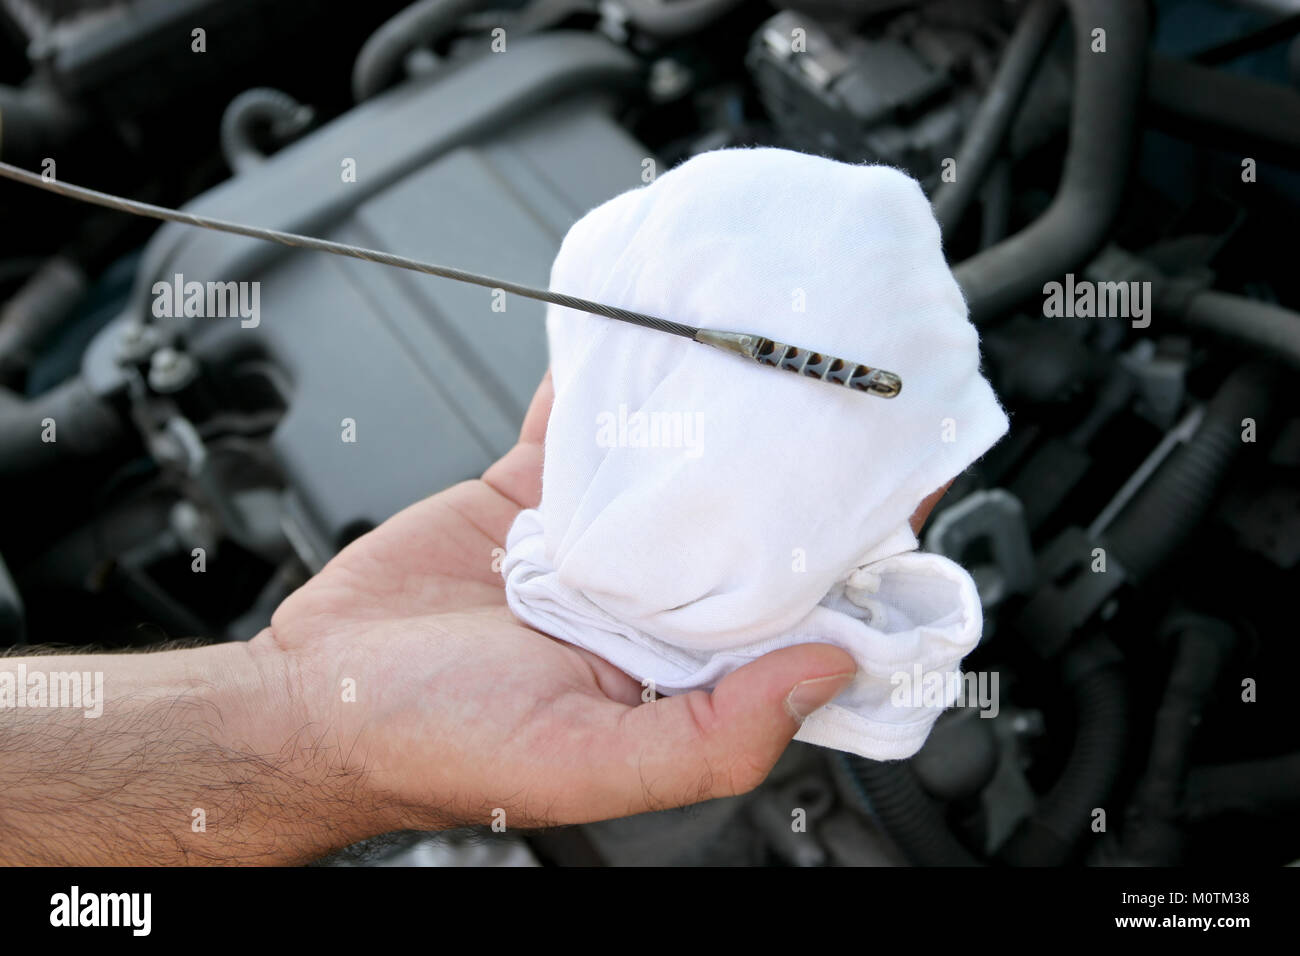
[{"xmin": 0, "ymin": 161, "xmax": 901, "ymax": 397}]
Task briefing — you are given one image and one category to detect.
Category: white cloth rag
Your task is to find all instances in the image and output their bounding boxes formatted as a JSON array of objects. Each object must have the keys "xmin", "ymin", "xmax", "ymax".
[{"xmin": 502, "ymin": 147, "xmax": 1010, "ymax": 760}]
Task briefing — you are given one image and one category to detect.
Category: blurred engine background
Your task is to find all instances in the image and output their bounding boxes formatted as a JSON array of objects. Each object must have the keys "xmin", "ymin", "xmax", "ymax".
[{"xmin": 1, "ymin": 0, "xmax": 1298, "ymax": 866}]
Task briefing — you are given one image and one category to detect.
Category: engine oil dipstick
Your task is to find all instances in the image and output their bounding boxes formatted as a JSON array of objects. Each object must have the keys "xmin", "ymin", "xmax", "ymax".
[{"xmin": 0, "ymin": 161, "xmax": 901, "ymax": 399}]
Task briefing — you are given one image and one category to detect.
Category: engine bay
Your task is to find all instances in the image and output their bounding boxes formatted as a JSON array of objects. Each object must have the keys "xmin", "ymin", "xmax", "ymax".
[{"xmin": 2, "ymin": 0, "xmax": 1299, "ymax": 866}]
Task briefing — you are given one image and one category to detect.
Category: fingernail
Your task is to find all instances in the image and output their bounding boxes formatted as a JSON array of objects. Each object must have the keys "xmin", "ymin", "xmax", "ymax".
[{"xmin": 784, "ymin": 672, "xmax": 855, "ymax": 722}]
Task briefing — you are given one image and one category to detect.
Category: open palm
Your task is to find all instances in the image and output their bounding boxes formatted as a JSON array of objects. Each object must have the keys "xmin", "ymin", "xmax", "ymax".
[{"xmin": 255, "ymin": 372, "xmax": 857, "ymax": 833}]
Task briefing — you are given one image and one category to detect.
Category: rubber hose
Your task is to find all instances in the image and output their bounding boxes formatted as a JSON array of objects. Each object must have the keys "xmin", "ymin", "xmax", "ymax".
[
  {"xmin": 0, "ymin": 376, "xmax": 124, "ymax": 479},
  {"xmin": 0, "ymin": 258, "xmax": 87, "ymax": 386},
  {"xmin": 977, "ymin": 158, "xmax": 1012, "ymax": 250},
  {"xmin": 0, "ymin": 203, "xmax": 159, "ymax": 387},
  {"xmin": 952, "ymin": 0, "xmax": 1149, "ymax": 324},
  {"xmin": 1193, "ymin": 11, "xmax": 1300, "ymax": 66},
  {"xmin": 1119, "ymin": 617, "xmax": 1235, "ymax": 864},
  {"xmin": 1179, "ymin": 291, "xmax": 1300, "ymax": 372},
  {"xmin": 220, "ymin": 88, "xmax": 315, "ymax": 175},
  {"xmin": 1146, "ymin": 53, "xmax": 1300, "ymax": 167},
  {"xmin": 1184, "ymin": 752, "xmax": 1300, "ymax": 821},
  {"xmin": 931, "ymin": 0, "xmax": 1062, "ymax": 234},
  {"xmin": 998, "ymin": 639, "xmax": 1128, "ymax": 867},
  {"xmin": 0, "ymin": 83, "xmax": 84, "ymax": 165},
  {"xmin": 352, "ymin": 0, "xmax": 486, "ymax": 102},
  {"xmin": 1102, "ymin": 363, "xmax": 1276, "ymax": 583},
  {"xmin": 839, "ymin": 754, "xmax": 983, "ymax": 866},
  {"xmin": 618, "ymin": 0, "xmax": 746, "ymax": 39}
]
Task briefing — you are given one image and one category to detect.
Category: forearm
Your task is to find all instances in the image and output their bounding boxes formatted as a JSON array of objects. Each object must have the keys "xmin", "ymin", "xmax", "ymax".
[{"xmin": 0, "ymin": 641, "xmax": 388, "ymax": 865}]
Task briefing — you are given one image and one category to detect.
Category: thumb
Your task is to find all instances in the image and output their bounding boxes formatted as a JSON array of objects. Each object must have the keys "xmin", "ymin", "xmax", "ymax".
[{"xmin": 606, "ymin": 644, "xmax": 856, "ymax": 816}]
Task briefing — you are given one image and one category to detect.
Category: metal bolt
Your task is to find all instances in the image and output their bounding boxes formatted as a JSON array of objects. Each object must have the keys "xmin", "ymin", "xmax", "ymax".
[
  {"xmin": 649, "ymin": 58, "xmax": 692, "ymax": 102},
  {"xmin": 117, "ymin": 322, "xmax": 161, "ymax": 364},
  {"xmin": 148, "ymin": 347, "xmax": 197, "ymax": 393}
]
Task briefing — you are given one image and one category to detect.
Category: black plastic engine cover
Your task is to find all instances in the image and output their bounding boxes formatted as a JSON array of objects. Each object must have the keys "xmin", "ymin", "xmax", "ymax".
[{"xmin": 83, "ymin": 32, "xmax": 649, "ymax": 568}]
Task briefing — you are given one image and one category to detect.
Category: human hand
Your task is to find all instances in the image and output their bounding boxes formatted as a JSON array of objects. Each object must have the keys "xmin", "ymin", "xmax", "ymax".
[{"xmin": 251, "ymin": 371, "xmax": 863, "ymax": 836}]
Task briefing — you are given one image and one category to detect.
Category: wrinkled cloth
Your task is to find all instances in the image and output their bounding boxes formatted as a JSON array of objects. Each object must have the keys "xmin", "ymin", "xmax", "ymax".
[{"xmin": 502, "ymin": 147, "xmax": 1009, "ymax": 759}]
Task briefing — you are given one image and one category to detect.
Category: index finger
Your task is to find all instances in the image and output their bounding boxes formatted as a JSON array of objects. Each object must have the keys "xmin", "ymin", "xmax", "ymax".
[{"xmin": 518, "ymin": 369, "xmax": 554, "ymax": 448}]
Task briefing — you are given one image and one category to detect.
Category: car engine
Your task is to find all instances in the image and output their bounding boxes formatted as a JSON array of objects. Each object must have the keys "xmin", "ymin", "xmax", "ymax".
[{"xmin": 2, "ymin": 0, "xmax": 1298, "ymax": 866}]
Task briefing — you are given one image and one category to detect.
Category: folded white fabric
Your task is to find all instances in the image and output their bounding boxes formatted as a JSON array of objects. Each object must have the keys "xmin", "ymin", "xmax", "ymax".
[{"xmin": 502, "ymin": 147, "xmax": 1010, "ymax": 760}]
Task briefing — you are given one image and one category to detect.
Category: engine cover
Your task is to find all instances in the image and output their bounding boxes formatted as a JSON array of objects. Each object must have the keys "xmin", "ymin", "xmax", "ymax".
[{"xmin": 83, "ymin": 32, "xmax": 649, "ymax": 569}]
